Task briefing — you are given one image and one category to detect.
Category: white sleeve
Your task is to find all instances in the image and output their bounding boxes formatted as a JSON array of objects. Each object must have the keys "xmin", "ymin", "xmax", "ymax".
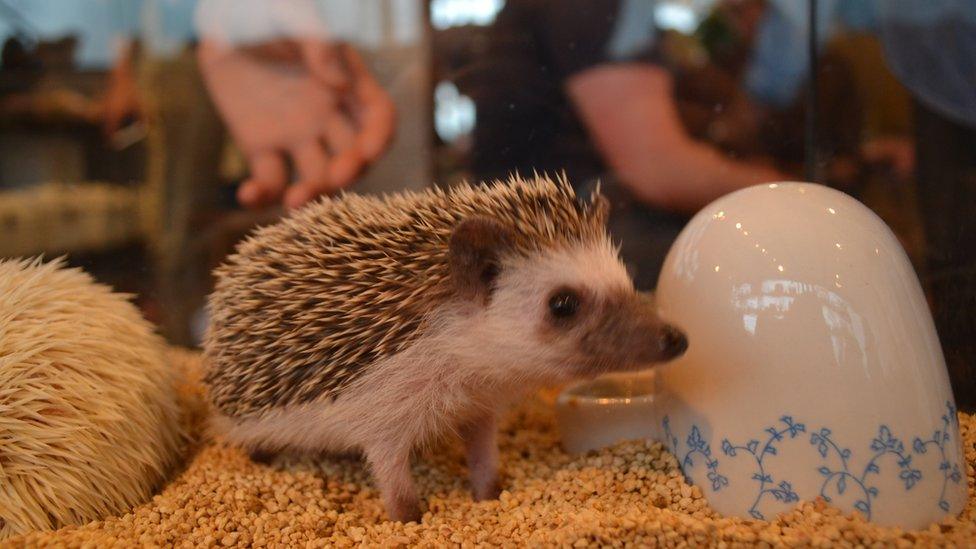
[{"xmin": 194, "ymin": 0, "xmax": 332, "ymax": 46}]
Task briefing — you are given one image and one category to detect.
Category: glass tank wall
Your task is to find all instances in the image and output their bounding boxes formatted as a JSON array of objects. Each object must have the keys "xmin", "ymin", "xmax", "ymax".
[{"xmin": 1, "ymin": 0, "xmax": 973, "ymax": 408}]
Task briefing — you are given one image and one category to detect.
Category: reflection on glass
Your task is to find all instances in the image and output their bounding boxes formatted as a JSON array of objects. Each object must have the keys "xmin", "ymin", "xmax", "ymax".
[
  {"xmin": 732, "ymin": 278, "xmax": 868, "ymax": 372},
  {"xmin": 0, "ymin": 0, "xmax": 971, "ymax": 407}
]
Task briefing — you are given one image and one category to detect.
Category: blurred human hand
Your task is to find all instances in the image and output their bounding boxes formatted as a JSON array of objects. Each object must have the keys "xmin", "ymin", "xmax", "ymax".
[
  {"xmin": 100, "ymin": 57, "xmax": 143, "ymax": 138},
  {"xmin": 198, "ymin": 40, "xmax": 396, "ymax": 209}
]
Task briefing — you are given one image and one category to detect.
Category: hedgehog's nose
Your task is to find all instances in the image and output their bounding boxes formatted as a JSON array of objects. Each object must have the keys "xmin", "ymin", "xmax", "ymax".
[{"xmin": 658, "ymin": 325, "xmax": 688, "ymax": 360}]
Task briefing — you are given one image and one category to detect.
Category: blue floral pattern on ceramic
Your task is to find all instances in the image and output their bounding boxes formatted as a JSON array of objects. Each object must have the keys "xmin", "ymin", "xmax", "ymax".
[
  {"xmin": 721, "ymin": 416, "xmax": 805, "ymax": 519},
  {"xmin": 911, "ymin": 402, "xmax": 964, "ymax": 512},
  {"xmin": 663, "ymin": 401, "xmax": 962, "ymax": 521},
  {"xmin": 663, "ymin": 416, "xmax": 729, "ymax": 492},
  {"xmin": 808, "ymin": 424, "xmax": 920, "ymax": 520}
]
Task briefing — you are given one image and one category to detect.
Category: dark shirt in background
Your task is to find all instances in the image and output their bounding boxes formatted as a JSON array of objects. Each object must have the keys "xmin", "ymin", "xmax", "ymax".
[{"xmin": 470, "ymin": 0, "xmax": 687, "ymax": 289}]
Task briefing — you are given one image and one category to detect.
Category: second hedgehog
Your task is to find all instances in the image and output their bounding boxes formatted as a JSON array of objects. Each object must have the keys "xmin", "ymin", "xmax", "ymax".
[{"xmin": 203, "ymin": 175, "xmax": 688, "ymax": 522}]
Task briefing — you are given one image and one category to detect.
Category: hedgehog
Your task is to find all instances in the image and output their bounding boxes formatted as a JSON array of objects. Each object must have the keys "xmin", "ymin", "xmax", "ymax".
[
  {"xmin": 203, "ymin": 175, "xmax": 688, "ymax": 522},
  {"xmin": 0, "ymin": 257, "xmax": 184, "ymax": 540}
]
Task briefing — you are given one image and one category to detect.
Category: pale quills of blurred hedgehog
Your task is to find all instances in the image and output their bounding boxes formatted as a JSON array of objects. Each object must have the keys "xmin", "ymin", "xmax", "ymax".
[
  {"xmin": 203, "ymin": 175, "xmax": 688, "ymax": 522},
  {"xmin": 0, "ymin": 257, "xmax": 184, "ymax": 540}
]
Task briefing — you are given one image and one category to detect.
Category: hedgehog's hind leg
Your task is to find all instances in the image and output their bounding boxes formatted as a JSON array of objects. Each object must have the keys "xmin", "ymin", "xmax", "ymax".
[{"xmin": 364, "ymin": 444, "xmax": 421, "ymax": 523}]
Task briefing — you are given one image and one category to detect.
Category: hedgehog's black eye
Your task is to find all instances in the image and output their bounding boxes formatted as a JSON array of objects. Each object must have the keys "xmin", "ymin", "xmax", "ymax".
[{"xmin": 548, "ymin": 289, "xmax": 580, "ymax": 319}]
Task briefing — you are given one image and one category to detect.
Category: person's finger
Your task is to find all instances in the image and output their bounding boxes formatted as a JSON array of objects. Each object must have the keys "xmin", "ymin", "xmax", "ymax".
[
  {"xmin": 285, "ymin": 140, "xmax": 334, "ymax": 209},
  {"xmin": 301, "ymin": 40, "xmax": 348, "ymax": 91},
  {"xmin": 341, "ymin": 42, "xmax": 370, "ymax": 78},
  {"xmin": 239, "ymin": 151, "xmax": 288, "ymax": 209},
  {"xmin": 342, "ymin": 45, "xmax": 396, "ymax": 160},
  {"xmin": 321, "ymin": 111, "xmax": 364, "ymax": 188},
  {"xmin": 355, "ymin": 84, "xmax": 397, "ymax": 161},
  {"xmin": 283, "ymin": 182, "xmax": 330, "ymax": 210}
]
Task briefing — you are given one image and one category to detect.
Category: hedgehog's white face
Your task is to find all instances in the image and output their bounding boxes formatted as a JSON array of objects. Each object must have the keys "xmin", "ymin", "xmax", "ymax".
[{"xmin": 448, "ymin": 217, "xmax": 687, "ymax": 386}]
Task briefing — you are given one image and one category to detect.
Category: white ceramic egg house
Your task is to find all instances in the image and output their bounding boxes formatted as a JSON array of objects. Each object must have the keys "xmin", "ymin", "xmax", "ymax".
[{"xmin": 654, "ymin": 182, "xmax": 965, "ymax": 529}]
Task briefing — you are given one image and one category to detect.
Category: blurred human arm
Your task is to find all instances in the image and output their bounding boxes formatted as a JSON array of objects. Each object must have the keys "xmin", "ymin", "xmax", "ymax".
[
  {"xmin": 567, "ymin": 63, "xmax": 787, "ymax": 213},
  {"xmin": 99, "ymin": 37, "xmax": 143, "ymax": 139}
]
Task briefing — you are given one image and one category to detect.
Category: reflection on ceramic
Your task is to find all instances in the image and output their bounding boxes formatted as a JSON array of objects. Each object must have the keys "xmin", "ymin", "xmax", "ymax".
[
  {"xmin": 654, "ymin": 182, "xmax": 965, "ymax": 528},
  {"xmin": 555, "ymin": 371, "xmax": 658, "ymax": 455}
]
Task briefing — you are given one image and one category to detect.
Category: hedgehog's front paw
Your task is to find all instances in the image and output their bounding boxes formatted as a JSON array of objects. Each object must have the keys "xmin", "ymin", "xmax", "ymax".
[
  {"xmin": 463, "ymin": 415, "xmax": 501, "ymax": 501},
  {"xmin": 387, "ymin": 493, "xmax": 422, "ymax": 523},
  {"xmin": 471, "ymin": 477, "xmax": 502, "ymax": 501}
]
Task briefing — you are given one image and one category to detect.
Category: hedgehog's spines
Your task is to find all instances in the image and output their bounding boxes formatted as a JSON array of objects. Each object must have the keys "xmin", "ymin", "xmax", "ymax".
[
  {"xmin": 204, "ymin": 175, "xmax": 608, "ymax": 419},
  {"xmin": 0, "ymin": 257, "xmax": 183, "ymax": 538}
]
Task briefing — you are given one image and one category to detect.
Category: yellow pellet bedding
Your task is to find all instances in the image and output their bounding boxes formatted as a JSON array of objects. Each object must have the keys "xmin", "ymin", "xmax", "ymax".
[{"xmin": 5, "ymin": 350, "xmax": 976, "ymax": 547}]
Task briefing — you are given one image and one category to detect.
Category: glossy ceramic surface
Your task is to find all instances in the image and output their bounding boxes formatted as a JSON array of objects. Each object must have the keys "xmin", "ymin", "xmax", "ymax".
[{"xmin": 654, "ymin": 182, "xmax": 965, "ymax": 528}]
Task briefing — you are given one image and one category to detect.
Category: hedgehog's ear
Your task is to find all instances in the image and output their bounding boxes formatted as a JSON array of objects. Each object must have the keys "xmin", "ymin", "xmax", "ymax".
[{"xmin": 449, "ymin": 216, "xmax": 514, "ymax": 302}]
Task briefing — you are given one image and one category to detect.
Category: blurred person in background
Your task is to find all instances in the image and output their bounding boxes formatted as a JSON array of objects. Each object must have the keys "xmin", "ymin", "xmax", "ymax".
[
  {"xmin": 194, "ymin": 0, "xmax": 396, "ymax": 210},
  {"xmin": 2, "ymin": 0, "xmax": 404, "ymax": 345},
  {"xmin": 671, "ymin": 0, "xmax": 920, "ymax": 261},
  {"xmin": 102, "ymin": 0, "xmax": 396, "ymax": 212},
  {"xmin": 100, "ymin": 0, "xmax": 396, "ymax": 344},
  {"xmin": 880, "ymin": 0, "xmax": 976, "ymax": 411},
  {"xmin": 469, "ymin": 0, "xmax": 789, "ymax": 290},
  {"xmin": 665, "ymin": 0, "xmax": 875, "ymax": 193},
  {"xmin": 745, "ymin": 0, "xmax": 976, "ymax": 408},
  {"xmin": 470, "ymin": 0, "xmax": 974, "ymax": 407},
  {"xmin": 101, "ymin": 0, "xmax": 225, "ymax": 345}
]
